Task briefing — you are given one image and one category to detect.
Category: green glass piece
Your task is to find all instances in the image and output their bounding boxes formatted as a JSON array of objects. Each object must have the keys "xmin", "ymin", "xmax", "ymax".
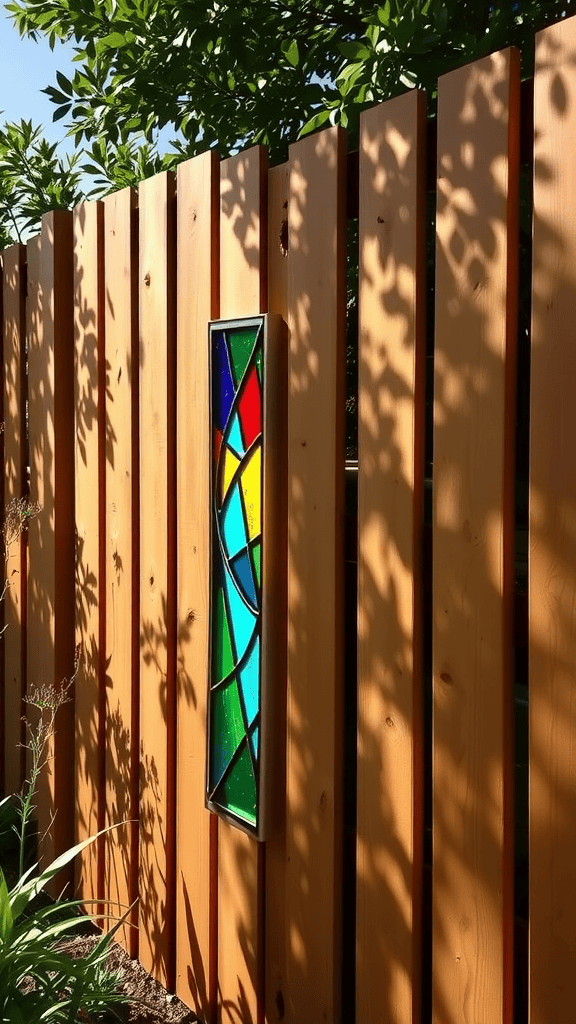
[
  {"xmin": 211, "ymin": 678, "xmax": 245, "ymax": 787},
  {"xmin": 251, "ymin": 542, "xmax": 261, "ymax": 588},
  {"xmin": 221, "ymin": 742, "xmax": 256, "ymax": 825},
  {"xmin": 213, "ymin": 587, "xmax": 234, "ymax": 683},
  {"xmin": 229, "ymin": 326, "xmax": 259, "ymax": 387},
  {"xmin": 255, "ymin": 346, "xmax": 263, "ymax": 383}
]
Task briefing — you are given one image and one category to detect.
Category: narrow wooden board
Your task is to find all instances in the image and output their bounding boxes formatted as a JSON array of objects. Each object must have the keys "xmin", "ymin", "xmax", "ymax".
[
  {"xmin": 218, "ymin": 145, "xmax": 267, "ymax": 1024},
  {"xmin": 432, "ymin": 50, "xmax": 519, "ymax": 1024},
  {"xmin": 285, "ymin": 126, "xmax": 347, "ymax": 1024},
  {"xmin": 175, "ymin": 150, "xmax": 219, "ymax": 1018},
  {"xmin": 356, "ymin": 90, "xmax": 426, "ymax": 1024},
  {"xmin": 2, "ymin": 244, "xmax": 27, "ymax": 794},
  {"xmin": 74, "ymin": 201, "xmax": 104, "ymax": 905},
  {"xmin": 264, "ymin": 161, "xmax": 289, "ymax": 1024},
  {"xmin": 103, "ymin": 187, "xmax": 139, "ymax": 955},
  {"xmin": 26, "ymin": 213, "xmax": 75, "ymax": 891},
  {"xmin": 530, "ymin": 16, "xmax": 576, "ymax": 1023},
  {"xmin": 138, "ymin": 172, "xmax": 177, "ymax": 986}
]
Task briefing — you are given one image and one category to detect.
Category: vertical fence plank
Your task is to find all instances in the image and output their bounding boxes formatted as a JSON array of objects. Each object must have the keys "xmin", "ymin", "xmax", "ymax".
[
  {"xmin": 175, "ymin": 150, "xmax": 219, "ymax": 1018},
  {"xmin": 104, "ymin": 187, "xmax": 139, "ymax": 954},
  {"xmin": 433, "ymin": 50, "xmax": 519, "ymax": 1024},
  {"xmin": 218, "ymin": 144, "xmax": 267, "ymax": 1024},
  {"xmin": 139, "ymin": 171, "xmax": 176, "ymax": 986},
  {"xmin": 356, "ymin": 90, "xmax": 426, "ymax": 1024},
  {"xmin": 2, "ymin": 244, "xmax": 27, "ymax": 794},
  {"xmin": 264, "ymin": 160, "xmax": 289, "ymax": 1024},
  {"xmin": 26, "ymin": 212, "xmax": 75, "ymax": 889},
  {"xmin": 285, "ymin": 126, "xmax": 347, "ymax": 1024},
  {"xmin": 74, "ymin": 201, "xmax": 104, "ymax": 904},
  {"xmin": 530, "ymin": 15, "xmax": 576, "ymax": 1023}
]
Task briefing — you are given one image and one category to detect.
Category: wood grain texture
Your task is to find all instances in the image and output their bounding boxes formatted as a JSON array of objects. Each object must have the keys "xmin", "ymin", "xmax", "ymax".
[
  {"xmin": 433, "ymin": 50, "xmax": 519, "ymax": 1024},
  {"xmin": 74, "ymin": 201, "xmax": 104, "ymax": 906},
  {"xmin": 218, "ymin": 145, "xmax": 267, "ymax": 1024},
  {"xmin": 285, "ymin": 126, "xmax": 347, "ymax": 1024},
  {"xmin": 356, "ymin": 90, "xmax": 426, "ymax": 1024},
  {"xmin": 26, "ymin": 213, "xmax": 75, "ymax": 893},
  {"xmin": 2, "ymin": 244, "xmax": 27, "ymax": 794},
  {"xmin": 175, "ymin": 150, "xmax": 219, "ymax": 1019},
  {"xmin": 104, "ymin": 187, "xmax": 139, "ymax": 954},
  {"xmin": 530, "ymin": 16, "xmax": 576, "ymax": 1023},
  {"xmin": 138, "ymin": 172, "xmax": 176, "ymax": 986},
  {"xmin": 264, "ymin": 161, "xmax": 289, "ymax": 1024}
]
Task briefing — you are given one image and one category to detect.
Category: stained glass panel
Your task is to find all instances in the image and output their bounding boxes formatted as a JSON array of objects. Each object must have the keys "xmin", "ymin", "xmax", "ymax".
[{"xmin": 208, "ymin": 317, "xmax": 266, "ymax": 836}]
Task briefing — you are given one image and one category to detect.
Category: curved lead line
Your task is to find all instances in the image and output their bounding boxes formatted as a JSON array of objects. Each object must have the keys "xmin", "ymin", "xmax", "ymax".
[
  {"xmin": 208, "ymin": 729, "xmax": 258, "ymax": 814},
  {"xmin": 211, "ymin": 620, "xmax": 259, "ymax": 693},
  {"xmin": 217, "ymin": 434, "xmax": 262, "ymax": 513},
  {"xmin": 214, "ymin": 505, "xmax": 259, "ymax": 616}
]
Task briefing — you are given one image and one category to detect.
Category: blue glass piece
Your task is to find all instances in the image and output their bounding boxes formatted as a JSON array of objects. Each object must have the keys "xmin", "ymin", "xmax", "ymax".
[
  {"xmin": 220, "ymin": 484, "xmax": 246, "ymax": 560},
  {"xmin": 222, "ymin": 554, "xmax": 257, "ymax": 667},
  {"xmin": 238, "ymin": 635, "xmax": 260, "ymax": 726},
  {"xmin": 226, "ymin": 411, "xmax": 244, "ymax": 458},
  {"xmin": 213, "ymin": 330, "xmax": 235, "ymax": 432},
  {"xmin": 231, "ymin": 548, "xmax": 257, "ymax": 607}
]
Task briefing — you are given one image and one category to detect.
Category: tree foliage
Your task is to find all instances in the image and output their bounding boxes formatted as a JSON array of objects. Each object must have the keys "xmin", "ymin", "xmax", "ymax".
[{"xmin": 1, "ymin": 0, "xmax": 575, "ymax": 242}]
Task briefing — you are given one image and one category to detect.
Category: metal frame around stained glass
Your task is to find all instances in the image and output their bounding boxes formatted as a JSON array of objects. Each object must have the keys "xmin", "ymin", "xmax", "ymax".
[{"xmin": 206, "ymin": 313, "xmax": 285, "ymax": 840}]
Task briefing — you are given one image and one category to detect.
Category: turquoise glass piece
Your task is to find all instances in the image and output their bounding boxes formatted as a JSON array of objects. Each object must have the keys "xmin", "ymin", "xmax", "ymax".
[
  {"xmin": 226, "ymin": 411, "xmax": 244, "ymax": 458},
  {"xmin": 238, "ymin": 634, "xmax": 260, "ymax": 727},
  {"xmin": 250, "ymin": 725, "xmax": 259, "ymax": 761},
  {"xmin": 220, "ymin": 484, "xmax": 246, "ymax": 560},
  {"xmin": 222, "ymin": 552, "xmax": 257, "ymax": 667}
]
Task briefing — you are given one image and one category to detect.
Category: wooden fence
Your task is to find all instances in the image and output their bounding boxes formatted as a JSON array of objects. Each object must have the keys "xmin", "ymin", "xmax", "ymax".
[{"xmin": 1, "ymin": 14, "xmax": 576, "ymax": 1024}]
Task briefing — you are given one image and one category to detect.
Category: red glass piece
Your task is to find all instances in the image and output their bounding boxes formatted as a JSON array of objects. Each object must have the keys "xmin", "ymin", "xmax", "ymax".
[
  {"xmin": 238, "ymin": 367, "xmax": 261, "ymax": 449},
  {"xmin": 214, "ymin": 427, "xmax": 223, "ymax": 466}
]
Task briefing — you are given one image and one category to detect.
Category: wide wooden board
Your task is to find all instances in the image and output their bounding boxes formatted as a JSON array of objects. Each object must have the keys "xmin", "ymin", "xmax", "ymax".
[
  {"xmin": 530, "ymin": 15, "xmax": 576, "ymax": 1023},
  {"xmin": 356, "ymin": 90, "xmax": 426, "ymax": 1024},
  {"xmin": 74, "ymin": 201, "xmax": 104, "ymax": 905},
  {"xmin": 138, "ymin": 172, "xmax": 176, "ymax": 986},
  {"xmin": 218, "ymin": 145, "xmax": 267, "ymax": 1024},
  {"xmin": 26, "ymin": 213, "xmax": 75, "ymax": 892},
  {"xmin": 104, "ymin": 187, "xmax": 139, "ymax": 954},
  {"xmin": 285, "ymin": 126, "xmax": 347, "ymax": 1024},
  {"xmin": 2, "ymin": 244, "xmax": 27, "ymax": 794},
  {"xmin": 175, "ymin": 150, "xmax": 219, "ymax": 1018},
  {"xmin": 433, "ymin": 49, "xmax": 519, "ymax": 1024}
]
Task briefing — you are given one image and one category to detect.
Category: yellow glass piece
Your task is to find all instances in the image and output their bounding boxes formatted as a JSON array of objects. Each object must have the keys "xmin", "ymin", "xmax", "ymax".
[
  {"xmin": 220, "ymin": 446, "xmax": 241, "ymax": 506},
  {"xmin": 241, "ymin": 445, "xmax": 261, "ymax": 541}
]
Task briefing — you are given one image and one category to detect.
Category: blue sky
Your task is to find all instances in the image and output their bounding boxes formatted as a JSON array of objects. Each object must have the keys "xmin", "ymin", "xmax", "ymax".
[{"xmin": 0, "ymin": 8, "xmax": 78, "ymax": 145}]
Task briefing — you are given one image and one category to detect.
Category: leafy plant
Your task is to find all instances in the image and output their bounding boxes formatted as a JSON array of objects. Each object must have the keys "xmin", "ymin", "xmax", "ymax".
[
  {"xmin": 0, "ymin": 498, "xmax": 131, "ymax": 1022},
  {"xmin": 0, "ymin": 832, "xmax": 129, "ymax": 1023}
]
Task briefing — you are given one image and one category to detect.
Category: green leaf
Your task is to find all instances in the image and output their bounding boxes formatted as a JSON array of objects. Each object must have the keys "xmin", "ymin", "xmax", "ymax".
[
  {"xmin": 56, "ymin": 70, "xmax": 73, "ymax": 96},
  {"xmin": 299, "ymin": 107, "xmax": 331, "ymax": 136},
  {"xmin": 337, "ymin": 41, "xmax": 371, "ymax": 61},
  {"xmin": 53, "ymin": 104, "xmax": 72, "ymax": 122},
  {"xmin": 101, "ymin": 31, "xmax": 128, "ymax": 48},
  {"xmin": 0, "ymin": 869, "xmax": 14, "ymax": 943},
  {"xmin": 282, "ymin": 39, "xmax": 300, "ymax": 67},
  {"xmin": 377, "ymin": 1, "xmax": 392, "ymax": 26}
]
